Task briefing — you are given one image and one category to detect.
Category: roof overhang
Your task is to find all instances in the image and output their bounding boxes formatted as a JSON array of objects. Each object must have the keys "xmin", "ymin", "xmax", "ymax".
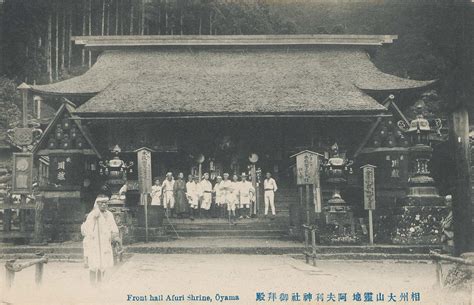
[
  {"xmin": 72, "ymin": 112, "xmax": 392, "ymax": 120},
  {"xmin": 29, "ymin": 35, "xmax": 436, "ymax": 117},
  {"xmin": 73, "ymin": 34, "xmax": 399, "ymax": 50}
]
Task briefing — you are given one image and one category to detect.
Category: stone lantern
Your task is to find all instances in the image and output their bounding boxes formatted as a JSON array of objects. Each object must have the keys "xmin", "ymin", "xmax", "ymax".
[
  {"xmin": 405, "ymin": 101, "xmax": 439, "ymax": 199},
  {"xmin": 392, "ymin": 100, "xmax": 447, "ymax": 245},
  {"xmin": 323, "ymin": 143, "xmax": 353, "ymax": 209},
  {"xmin": 321, "ymin": 143, "xmax": 356, "ymax": 244},
  {"xmin": 98, "ymin": 145, "xmax": 134, "ymax": 206}
]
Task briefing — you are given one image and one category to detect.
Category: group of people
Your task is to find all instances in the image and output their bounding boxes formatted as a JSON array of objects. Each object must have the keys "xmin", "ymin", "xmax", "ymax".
[
  {"xmin": 79, "ymin": 171, "xmax": 278, "ymax": 285},
  {"xmin": 150, "ymin": 171, "xmax": 278, "ymax": 222}
]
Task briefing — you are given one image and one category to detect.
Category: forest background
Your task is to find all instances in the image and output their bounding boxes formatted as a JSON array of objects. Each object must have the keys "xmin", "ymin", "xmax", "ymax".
[{"xmin": 0, "ymin": 0, "xmax": 471, "ymax": 129}]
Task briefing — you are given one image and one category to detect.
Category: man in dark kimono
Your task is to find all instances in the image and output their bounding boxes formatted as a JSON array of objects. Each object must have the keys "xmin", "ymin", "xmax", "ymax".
[{"xmin": 173, "ymin": 172, "xmax": 188, "ymax": 218}]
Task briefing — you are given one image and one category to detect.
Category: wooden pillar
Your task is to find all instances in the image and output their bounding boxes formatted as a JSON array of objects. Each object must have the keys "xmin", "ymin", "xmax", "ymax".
[
  {"xmin": 32, "ymin": 194, "xmax": 46, "ymax": 245},
  {"xmin": 5, "ymin": 260, "xmax": 15, "ymax": 289},
  {"xmin": 311, "ymin": 228, "xmax": 316, "ymax": 266},
  {"xmin": 250, "ymin": 163, "xmax": 257, "ymax": 215},
  {"xmin": 305, "ymin": 185, "xmax": 310, "ymax": 225},
  {"xmin": 34, "ymin": 252, "xmax": 45, "ymax": 286},
  {"xmin": 3, "ymin": 209, "xmax": 12, "ymax": 232},
  {"xmin": 18, "ymin": 84, "xmax": 30, "ymax": 234},
  {"xmin": 450, "ymin": 107, "xmax": 473, "ymax": 255}
]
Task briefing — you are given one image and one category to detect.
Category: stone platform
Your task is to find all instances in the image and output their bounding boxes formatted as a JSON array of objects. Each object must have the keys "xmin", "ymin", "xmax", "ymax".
[{"xmin": 0, "ymin": 238, "xmax": 442, "ymax": 261}]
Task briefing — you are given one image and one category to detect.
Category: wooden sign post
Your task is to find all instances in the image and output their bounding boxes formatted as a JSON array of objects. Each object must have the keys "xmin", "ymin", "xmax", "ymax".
[
  {"xmin": 135, "ymin": 147, "xmax": 153, "ymax": 243},
  {"xmin": 361, "ymin": 164, "xmax": 376, "ymax": 245},
  {"xmin": 291, "ymin": 150, "xmax": 323, "ymax": 225},
  {"xmin": 249, "ymin": 153, "xmax": 259, "ymax": 216}
]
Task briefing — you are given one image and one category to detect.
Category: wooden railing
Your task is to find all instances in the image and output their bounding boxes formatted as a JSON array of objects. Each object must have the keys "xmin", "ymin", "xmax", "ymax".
[
  {"xmin": 1, "ymin": 194, "xmax": 45, "ymax": 244},
  {"xmin": 5, "ymin": 252, "xmax": 48, "ymax": 289},
  {"xmin": 429, "ymin": 250, "xmax": 474, "ymax": 288}
]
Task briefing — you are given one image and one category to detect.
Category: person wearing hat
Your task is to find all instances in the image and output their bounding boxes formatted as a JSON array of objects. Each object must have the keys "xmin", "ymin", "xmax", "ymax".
[
  {"xmin": 212, "ymin": 175, "xmax": 223, "ymax": 218},
  {"xmin": 186, "ymin": 175, "xmax": 201, "ymax": 220},
  {"xmin": 227, "ymin": 174, "xmax": 240, "ymax": 223},
  {"xmin": 200, "ymin": 173, "xmax": 213, "ymax": 218},
  {"xmin": 220, "ymin": 173, "xmax": 232, "ymax": 218},
  {"xmin": 161, "ymin": 172, "xmax": 175, "ymax": 217},
  {"xmin": 81, "ymin": 193, "xmax": 119, "ymax": 285},
  {"xmin": 238, "ymin": 173, "xmax": 255, "ymax": 219},
  {"xmin": 150, "ymin": 177, "xmax": 163, "ymax": 206}
]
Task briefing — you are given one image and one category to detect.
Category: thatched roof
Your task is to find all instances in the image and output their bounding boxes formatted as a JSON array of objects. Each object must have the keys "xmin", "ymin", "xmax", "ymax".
[{"xmin": 32, "ymin": 46, "xmax": 435, "ymax": 116}]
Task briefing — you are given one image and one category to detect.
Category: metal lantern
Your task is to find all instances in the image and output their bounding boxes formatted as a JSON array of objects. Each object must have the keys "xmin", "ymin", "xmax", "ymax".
[{"xmin": 407, "ymin": 115, "xmax": 431, "ymax": 146}]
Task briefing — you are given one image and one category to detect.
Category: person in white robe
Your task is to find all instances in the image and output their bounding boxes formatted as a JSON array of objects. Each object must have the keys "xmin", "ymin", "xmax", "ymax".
[
  {"xmin": 220, "ymin": 173, "xmax": 232, "ymax": 218},
  {"xmin": 161, "ymin": 172, "xmax": 175, "ymax": 217},
  {"xmin": 212, "ymin": 176, "xmax": 223, "ymax": 218},
  {"xmin": 200, "ymin": 173, "xmax": 213, "ymax": 217},
  {"xmin": 238, "ymin": 173, "xmax": 255, "ymax": 219},
  {"xmin": 186, "ymin": 175, "xmax": 201, "ymax": 220},
  {"xmin": 81, "ymin": 195, "xmax": 119, "ymax": 284},
  {"xmin": 227, "ymin": 174, "xmax": 240, "ymax": 224},
  {"xmin": 151, "ymin": 178, "xmax": 163, "ymax": 206}
]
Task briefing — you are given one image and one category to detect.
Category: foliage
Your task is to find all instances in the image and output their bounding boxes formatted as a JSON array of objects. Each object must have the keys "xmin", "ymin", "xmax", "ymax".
[
  {"xmin": 0, "ymin": 77, "xmax": 21, "ymax": 129},
  {"xmin": 0, "ymin": 0, "xmax": 466, "ymax": 116}
]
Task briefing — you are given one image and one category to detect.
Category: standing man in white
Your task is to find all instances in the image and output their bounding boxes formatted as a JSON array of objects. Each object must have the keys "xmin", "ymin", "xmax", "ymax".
[
  {"xmin": 161, "ymin": 172, "xmax": 175, "ymax": 217},
  {"xmin": 263, "ymin": 172, "xmax": 278, "ymax": 219}
]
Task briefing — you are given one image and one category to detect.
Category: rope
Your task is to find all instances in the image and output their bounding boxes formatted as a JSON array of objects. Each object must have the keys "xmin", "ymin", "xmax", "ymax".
[{"xmin": 165, "ymin": 210, "xmax": 180, "ymax": 239}]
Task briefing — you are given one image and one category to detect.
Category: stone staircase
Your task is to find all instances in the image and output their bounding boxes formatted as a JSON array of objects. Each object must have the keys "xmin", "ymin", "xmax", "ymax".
[
  {"xmin": 161, "ymin": 187, "xmax": 299, "ymax": 239},
  {"xmin": 164, "ymin": 216, "xmax": 289, "ymax": 239}
]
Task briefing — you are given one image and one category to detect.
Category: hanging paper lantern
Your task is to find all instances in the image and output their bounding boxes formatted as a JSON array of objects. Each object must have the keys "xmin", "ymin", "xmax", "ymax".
[
  {"xmin": 70, "ymin": 127, "xmax": 77, "ymax": 139},
  {"xmin": 55, "ymin": 127, "xmax": 63, "ymax": 140},
  {"xmin": 400, "ymin": 135, "xmax": 409, "ymax": 147},
  {"xmin": 62, "ymin": 118, "xmax": 71, "ymax": 130},
  {"xmin": 372, "ymin": 137, "xmax": 381, "ymax": 147},
  {"xmin": 386, "ymin": 135, "xmax": 396, "ymax": 148},
  {"xmin": 61, "ymin": 134, "xmax": 71, "ymax": 149},
  {"xmin": 75, "ymin": 137, "xmax": 85, "ymax": 149},
  {"xmin": 48, "ymin": 138, "xmax": 57, "ymax": 149}
]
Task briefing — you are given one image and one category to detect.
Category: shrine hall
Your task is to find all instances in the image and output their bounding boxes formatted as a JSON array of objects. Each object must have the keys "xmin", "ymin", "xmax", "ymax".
[{"xmin": 7, "ymin": 35, "xmax": 450, "ymax": 245}]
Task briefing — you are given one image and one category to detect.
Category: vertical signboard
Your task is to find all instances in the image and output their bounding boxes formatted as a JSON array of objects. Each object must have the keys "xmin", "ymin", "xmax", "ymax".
[
  {"xmin": 313, "ymin": 155, "xmax": 322, "ymax": 213},
  {"xmin": 361, "ymin": 164, "xmax": 377, "ymax": 245},
  {"xmin": 362, "ymin": 164, "xmax": 376, "ymax": 210},
  {"xmin": 292, "ymin": 150, "xmax": 323, "ymax": 217},
  {"xmin": 294, "ymin": 151, "xmax": 322, "ymax": 185},
  {"xmin": 136, "ymin": 148, "xmax": 153, "ymax": 194},
  {"xmin": 12, "ymin": 153, "xmax": 34, "ymax": 194},
  {"xmin": 136, "ymin": 147, "xmax": 153, "ymax": 243}
]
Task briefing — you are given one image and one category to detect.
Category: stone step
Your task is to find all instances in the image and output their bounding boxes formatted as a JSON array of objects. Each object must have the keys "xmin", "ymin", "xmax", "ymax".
[
  {"xmin": 163, "ymin": 224, "xmax": 288, "ymax": 231},
  {"xmin": 0, "ymin": 245, "xmax": 83, "ymax": 254},
  {"xmin": 293, "ymin": 253, "xmax": 433, "ymax": 261},
  {"xmin": 166, "ymin": 229, "xmax": 288, "ymax": 237},
  {"xmin": 165, "ymin": 219, "xmax": 288, "ymax": 227},
  {"xmin": 0, "ymin": 252, "xmax": 84, "ymax": 261},
  {"xmin": 125, "ymin": 245, "xmax": 304, "ymax": 255},
  {"xmin": 307, "ymin": 245, "xmax": 441, "ymax": 254}
]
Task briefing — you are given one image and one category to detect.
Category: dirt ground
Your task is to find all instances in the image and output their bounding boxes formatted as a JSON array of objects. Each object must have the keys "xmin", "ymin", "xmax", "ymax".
[{"xmin": 1, "ymin": 254, "xmax": 471, "ymax": 305}]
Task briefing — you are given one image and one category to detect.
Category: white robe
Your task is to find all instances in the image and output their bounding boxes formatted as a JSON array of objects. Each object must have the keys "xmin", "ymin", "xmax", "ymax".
[
  {"xmin": 150, "ymin": 185, "xmax": 162, "ymax": 205},
  {"xmin": 200, "ymin": 180, "xmax": 213, "ymax": 210},
  {"xmin": 82, "ymin": 205, "xmax": 119, "ymax": 272},
  {"xmin": 186, "ymin": 181, "xmax": 200, "ymax": 208}
]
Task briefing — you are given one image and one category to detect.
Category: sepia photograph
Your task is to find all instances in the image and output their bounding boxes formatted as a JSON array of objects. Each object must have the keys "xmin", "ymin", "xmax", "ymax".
[{"xmin": 0, "ymin": 0, "xmax": 473, "ymax": 304}]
